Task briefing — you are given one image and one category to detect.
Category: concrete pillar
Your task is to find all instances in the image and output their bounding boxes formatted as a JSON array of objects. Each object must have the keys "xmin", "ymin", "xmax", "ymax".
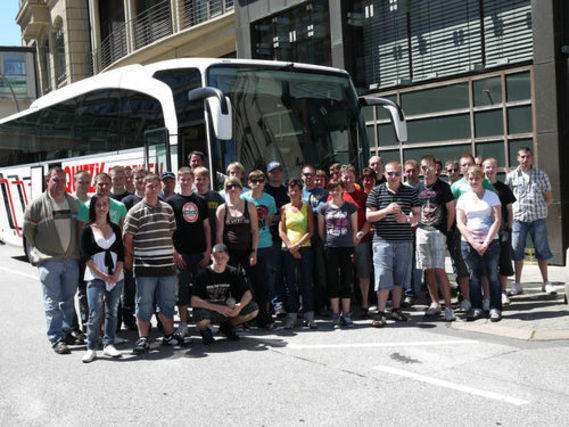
[
  {"xmin": 124, "ymin": 0, "xmax": 136, "ymax": 53},
  {"xmin": 88, "ymin": 0, "xmax": 102, "ymax": 73}
]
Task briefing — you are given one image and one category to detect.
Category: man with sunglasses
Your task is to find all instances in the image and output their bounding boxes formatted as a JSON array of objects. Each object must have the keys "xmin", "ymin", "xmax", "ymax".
[
  {"xmin": 242, "ymin": 170, "xmax": 277, "ymax": 328},
  {"xmin": 444, "ymin": 160, "xmax": 460, "ymax": 185},
  {"xmin": 416, "ymin": 155, "xmax": 456, "ymax": 321},
  {"xmin": 301, "ymin": 165, "xmax": 330, "ymax": 316},
  {"xmin": 366, "ymin": 162, "xmax": 420, "ymax": 327}
]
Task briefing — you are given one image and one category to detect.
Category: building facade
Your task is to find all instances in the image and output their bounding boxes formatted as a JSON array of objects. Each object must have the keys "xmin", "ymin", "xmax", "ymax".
[
  {"xmin": 236, "ymin": 0, "xmax": 569, "ymax": 264},
  {"xmin": 0, "ymin": 46, "xmax": 37, "ymax": 117},
  {"xmin": 15, "ymin": 0, "xmax": 236, "ymax": 96}
]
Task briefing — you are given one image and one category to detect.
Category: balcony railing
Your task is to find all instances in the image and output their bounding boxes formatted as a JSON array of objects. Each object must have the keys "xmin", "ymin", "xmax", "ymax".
[
  {"xmin": 182, "ymin": 0, "xmax": 234, "ymax": 29},
  {"xmin": 133, "ymin": 0, "xmax": 173, "ymax": 50},
  {"xmin": 98, "ymin": 25, "xmax": 127, "ymax": 71}
]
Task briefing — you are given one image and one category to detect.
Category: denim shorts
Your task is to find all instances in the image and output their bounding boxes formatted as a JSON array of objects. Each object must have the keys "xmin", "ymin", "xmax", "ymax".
[
  {"xmin": 415, "ymin": 228, "xmax": 447, "ymax": 270},
  {"xmin": 193, "ymin": 301, "xmax": 259, "ymax": 324},
  {"xmin": 373, "ymin": 240, "xmax": 413, "ymax": 291},
  {"xmin": 135, "ymin": 275, "xmax": 177, "ymax": 322},
  {"xmin": 511, "ymin": 219, "xmax": 553, "ymax": 261}
]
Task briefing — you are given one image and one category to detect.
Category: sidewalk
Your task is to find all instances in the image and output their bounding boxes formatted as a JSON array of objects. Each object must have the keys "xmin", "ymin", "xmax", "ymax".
[{"xmin": 448, "ymin": 260, "xmax": 569, "ymax": 341}]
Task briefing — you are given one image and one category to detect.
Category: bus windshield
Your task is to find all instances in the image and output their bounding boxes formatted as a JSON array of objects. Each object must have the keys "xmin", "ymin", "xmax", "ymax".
[{"xmin": 207, "ymin": 65, "xmax": 367, "ymax": 179}]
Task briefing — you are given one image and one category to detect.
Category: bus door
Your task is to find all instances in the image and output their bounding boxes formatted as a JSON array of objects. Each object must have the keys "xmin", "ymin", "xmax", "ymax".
[{"xmin": 144, "ymin": 128, "xmax": 171, "ymax": 175}]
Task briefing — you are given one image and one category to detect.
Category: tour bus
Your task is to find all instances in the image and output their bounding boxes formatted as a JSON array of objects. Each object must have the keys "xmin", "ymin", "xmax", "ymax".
[{"xmin": 0, "ymin": 57, "xmax": 407, "ymax": 249}]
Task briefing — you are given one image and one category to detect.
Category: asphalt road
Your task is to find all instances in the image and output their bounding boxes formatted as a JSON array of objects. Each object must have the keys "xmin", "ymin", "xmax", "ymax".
[{"xmin": 1, "ymin": 243, "xmax": 568, "ymax": 426}]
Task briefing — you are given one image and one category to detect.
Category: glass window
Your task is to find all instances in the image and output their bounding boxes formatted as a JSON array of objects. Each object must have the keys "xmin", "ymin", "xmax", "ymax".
[
  {"xmin": 406, "ymin": 114, "xmax": 470, "ymax": 144},
  {"xmin": 476, "ymin": 141, "xmax": 505, "ymax": 167},
  {"xmin": 475, "ymin": 109, "xmax": 503, "ymax": 137},
  {"xmin": 403, "ymin": 144, "xmax": 470, "ymax": 165},
  {"xmin": 1, "ymin": 54, "xmax": 27, "ymax": 94},
  {"xmin": 362, "ymin": 105, "xmax": 374, "ymax": 122},
  {"xmin": 377, "ymin": 149, "xmax": 400, "ymax": 164},
  {"xmin": 401, "ymin": 83, "xmax": 469, "ymax": 116},
  {"xmin": 378, "ymin": 123, "xmax": 397, "ymax": 146},
  {"xmin": 506, "ymin": 71, "xmax": 531, "ymax": 102},
  {"xmin": 507, "ymin": 105, "xmax": 532, "ymax": 134},
  {"xmin": 473, "ymin": 76, "xmax": 502, "ymax": 106},
  {"xmin": 54, "ymin": 27, "xmax": 67, "ymax": 84},
  {"xmin": 366, "ymin": 125, "xmax": 376, "ymax": 147}
]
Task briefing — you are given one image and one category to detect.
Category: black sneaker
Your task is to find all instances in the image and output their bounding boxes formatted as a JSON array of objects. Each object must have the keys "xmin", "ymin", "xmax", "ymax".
[
  {"xmin": 133, "ymin": 337, "xmax": 149, "ymax": 354},
  {"xmin": 390, "ymin": 309, "xmax": 409, "ymax": 322},
  {"xmin": 200, "ymin": 329, "xmax": 215, "ymax": 344},
  {"xmin": 219, "ymin": 322, "xmax": 239, "ymax": 341},
  {"xmin": 360, "ymin": 307, "xmax": 370, "ymax": 320},
  {"xmin": 64, "ymin": 330, "xmax": 85, "ymax": 345},
  {"xmin": 372, "ymin": 312, "xmax": 387, "ymax": 328},
  {"xmin": 162, "ymin": 333, "xmax": 184, "ymax": 347},
  {"xmin": 53, "ymin": 341, "xmax": 71, "ymax": 354}
]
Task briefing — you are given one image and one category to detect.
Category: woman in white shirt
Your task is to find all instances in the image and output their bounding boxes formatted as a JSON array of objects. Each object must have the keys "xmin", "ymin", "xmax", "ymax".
[
  {"xmin": 80, "ymin": 194, "xmax": 125, "ymax": 362},
  {"xmin": 456, "ymin": 166, "xmax": 502, "ymax": 322}
]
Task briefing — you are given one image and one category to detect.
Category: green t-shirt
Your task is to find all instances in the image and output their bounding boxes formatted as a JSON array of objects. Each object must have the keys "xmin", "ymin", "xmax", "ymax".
[
  {"xmin": 78, "ymin": 197, "xmax": 127, "ymax": 225},
  {"xmin": 451, "ymin": 177, "xmax": 495, "ymax": 200}
]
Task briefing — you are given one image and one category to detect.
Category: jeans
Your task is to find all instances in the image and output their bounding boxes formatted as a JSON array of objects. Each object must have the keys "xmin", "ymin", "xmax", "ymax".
[
  {"xmin": 511, "ymin": 219, "xmax": 553, "ymax": 261},
  {"xmin": 135, "ymin": 275, "xmax": 177, "ymax": 322},
  {"xmin": 282, "ymin": 246, "xmax": 314, "ymax": 313},
  {"xmin": 461, "ymin": 240, "xmax": 502, "ymax": 311},
  {"xmin": 85, "ymin": 279, "xmax": 124, "ymax": 350},
  {"xmin": 405, "ymin": 239, "xmax": 423, "ymax": 298},
  {"xmin": 38, "ymin": 260, "xmax": 79, "ymax": 346},
  {"xmin": 258, "ymin": 245, "xmax": 279, "ymax": 305}
]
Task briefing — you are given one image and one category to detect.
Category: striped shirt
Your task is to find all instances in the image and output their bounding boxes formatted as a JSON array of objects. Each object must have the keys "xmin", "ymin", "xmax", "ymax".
[
  {"xmin": 366, "ymin": 183, "xmax": 420, "ymax": 241},
  {"xmin": 505, "ymin": 166, "xmax": 551, "ymax": 222},
  {"xmin": 123, "ymin": 200, "xmax": 177, "ymax": 277}
]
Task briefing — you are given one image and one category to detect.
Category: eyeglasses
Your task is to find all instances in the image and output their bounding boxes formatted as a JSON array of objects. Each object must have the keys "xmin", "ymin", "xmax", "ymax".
[
  {"xmin": 386, "ymin": 172, "xmax": 401, "ymax": 177},
  {"xmin": 446, "ymin": 168, "xmax": 458, "ymax": 173},
  {"xmin": 421, "ymin": 165, "xmax": 434, "ymax": 171},
  {"xmin": 250, "ymin": 179, "xmax": 265, "ymax": 184},
  {"xmin": 225, "ymin": 184, "xmax": 240, "ymax": 190},
  {"xmin": 302, "ymin": 173, "xmax": 314, "ymax": 177}
]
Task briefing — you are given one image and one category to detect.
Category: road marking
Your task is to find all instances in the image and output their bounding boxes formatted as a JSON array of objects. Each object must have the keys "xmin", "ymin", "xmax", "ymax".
[
  {"xmin": 373, "ymin": 365, "xmax": 529, "ymax": 406},
  {"xmin": 288, "ymin": 339, "xmax": 478, "ymax": 350},
  {"xmin": 0, "ymin": 265, "xmax": 38, "ymax": 280}
]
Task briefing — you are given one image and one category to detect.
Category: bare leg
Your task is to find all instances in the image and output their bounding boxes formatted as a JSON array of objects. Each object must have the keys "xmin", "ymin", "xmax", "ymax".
[
  {"xmin": 425, "ymin": 269, "xmax": 439, "ymax": 304},
  {"xmin": 377, "ymin": 290, "xmax": 389, "ymax": 313},
  {"xmin": 459, "ymin": 276, "xmax": 470, "ymax": 301},
  {"xmin": 228, "ymin": 310, "xmax": 259, "ymax": 326},
  {"xmin": 538, "ymin": 259, "xmax": 549, "ymax": 283},
  {"xmin": 157, "ymin": 312, "xmax": 174, "ymax": 335},
  {"xmin": 391, "ymin": 286, "xmax": 403, "ymax": 310},
  {"xmin": 435, "ymin": 269, "xmax": 452, "ymax": 308},
  {"xmin": 359, "ymin": 278, "xmax": 370, "ymax": 309},
  {"xmin": 178, "ymin": 304, "xmax": 188, "ymax": 323},
  {"xmin": 500, "ymin": 275, "xmax": 507, "ymax": 292},
  {"xmin": 330, "ymin": 297, "xmax": 340, "ymax": 315},
  {"xmin": 514, "ymin": 260, "xmax": 524, "ymax": 283},
  {"xmin": 341, "ymin": 298, "xmax": 351, "ymax": 315},
  {"xmin": 137, "ymin": 319, "xmax": 150, "ymax": 337}
]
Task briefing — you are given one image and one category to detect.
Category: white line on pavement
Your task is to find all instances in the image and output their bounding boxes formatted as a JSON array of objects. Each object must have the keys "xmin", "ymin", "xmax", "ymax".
[
  {"xmin": 0, "ymin": 265, "xmax": 38, "ymax": 280},
  {"xmin": 288, "ymin": 340, "xmax": 478, "ymax": 350},
  {"xmin": 372, "ymin": 365, "xmax": 529, "ymax": 406}
]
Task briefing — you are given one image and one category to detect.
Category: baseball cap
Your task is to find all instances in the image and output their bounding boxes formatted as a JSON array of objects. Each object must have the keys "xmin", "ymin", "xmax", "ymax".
[
  {"xmin": 212, "ymin": 243, "xmax": 229, "ymax": 254},
  {"xmin": 267, "ymin": 161, "xmax": 282, "ymax": 172},
  {"xmin": 160, "ymin": 171, "xmax": 175, "ymax": 181}
]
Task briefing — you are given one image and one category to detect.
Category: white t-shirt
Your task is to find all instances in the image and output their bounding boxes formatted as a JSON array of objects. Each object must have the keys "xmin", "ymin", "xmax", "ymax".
[{"xmin": 456, "ymin": 190, "xmax": 501, "ymax": 242}]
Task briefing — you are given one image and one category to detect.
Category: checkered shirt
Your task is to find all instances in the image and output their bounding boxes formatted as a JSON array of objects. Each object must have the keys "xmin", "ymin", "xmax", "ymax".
[{"xmin": 505, "ymin": 167, "xmax": 551, "ymax": 222}]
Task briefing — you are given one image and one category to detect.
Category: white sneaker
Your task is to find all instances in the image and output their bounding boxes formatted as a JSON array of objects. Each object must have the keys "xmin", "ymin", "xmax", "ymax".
[
  {"xmin": 542, "ymin": 282, "xmax": 557, "ymax": 295},
  {"xmin": 509, "ymin": 282, "xmax": 523, "ymax": 296},
  {"xmin": 103, "ymin": 345, "xmax": 122, "ymax": 358},
  {"xmin": 176, "ymin": 323, "xmax": 189, "ymax": 338},
  {"xmin": 444, "ymin": 307, "xmax": 455, "ymax": 321},
  {"xmin": 460, "ymin": 299, "xmax": 472, "ymax": 312},
  {"xmin": 82, "ymin": 350, "xmax": 97, "ymax": 363},
  {"xmin": 482, "ymin": 299, "xmax": 490, "ymax": 312},
  {"xmin": 425, "ymin": 302, "xmax": 441, "ymax": 316},
  {"xmin": 501, "ymin": 292, "xmax": 511, "ymax": 306}
]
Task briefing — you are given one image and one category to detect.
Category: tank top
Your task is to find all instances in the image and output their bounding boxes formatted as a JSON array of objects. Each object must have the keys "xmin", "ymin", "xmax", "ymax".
[
  {"xmin": 223, "ymin": 201, "xmax": 252, "ymax": 251},
  {"xmin": 283, "ymin": 203, "xmax": 311, "ymax": 247}
]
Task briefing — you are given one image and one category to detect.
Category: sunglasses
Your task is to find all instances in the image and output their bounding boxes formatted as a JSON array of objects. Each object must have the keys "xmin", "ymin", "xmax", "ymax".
[
  {"xmin": 250, "ymin": 179, "xmax": 265, "ymax": 184},
  {"xmin": 225, "ymin": 184, "xmax": 241, "ymax": 190},
  {"xmin": 421, "ymin": 165, "xmax": 434, "ymax": 171},
  {"xmin": 386, "ymin": 172, "xmax": 401, "ymax": 177},
  {"xmin": 302, "ymin": 173, "xmax": 315, "ymax": 177}
]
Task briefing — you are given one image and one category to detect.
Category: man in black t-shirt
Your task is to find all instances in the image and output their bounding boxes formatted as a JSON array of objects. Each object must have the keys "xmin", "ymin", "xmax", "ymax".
[
  {"xmin": 484, "ymin": 158, "xmax": 516, "ymax": 305},
  {"xmin": 416, "ymin": 155, "xmax": 456, "ymax": 321},
  {"xmin": 264, "ymin": 160, "xmax": 289, "ymax": 314},
  {"xmin": 191, "ymin": 244, "xmax": 259, "ymax": 343},
  {"xmin": 166, "ymin": 167, "xmax": 211, "ymax": 339}
]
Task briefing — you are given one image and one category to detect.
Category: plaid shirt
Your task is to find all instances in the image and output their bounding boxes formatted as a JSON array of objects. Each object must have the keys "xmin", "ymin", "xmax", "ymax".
[{"xmin": 505, "ymin": 166, "xmax": 551, "ymax": 222}]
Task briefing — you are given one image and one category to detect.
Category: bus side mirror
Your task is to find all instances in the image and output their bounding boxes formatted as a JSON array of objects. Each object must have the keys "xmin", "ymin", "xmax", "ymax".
[
  {"xmin": 188, "ymin": 87, "xmax": 233, "ymax": 140},
  {"xmin": 359, "ymin": 97, "xmax": 407, "ymax": 143}
]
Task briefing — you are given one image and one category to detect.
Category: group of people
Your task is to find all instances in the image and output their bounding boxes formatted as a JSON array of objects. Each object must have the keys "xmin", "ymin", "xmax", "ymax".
[{"xmin": 23, "ymin": 146, "xmax": 555, "ymax": 362}]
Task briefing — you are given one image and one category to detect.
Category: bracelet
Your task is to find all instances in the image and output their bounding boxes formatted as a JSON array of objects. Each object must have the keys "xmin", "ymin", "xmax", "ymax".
[{"xmin": 356, "ymin": 231, "xmax": 364, "ymax": 239}]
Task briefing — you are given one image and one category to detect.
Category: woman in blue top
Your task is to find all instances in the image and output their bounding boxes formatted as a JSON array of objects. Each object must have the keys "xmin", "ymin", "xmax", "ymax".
[{"xmin": 317, "ymin": 179, "xmax": 360, "ymax": 328}]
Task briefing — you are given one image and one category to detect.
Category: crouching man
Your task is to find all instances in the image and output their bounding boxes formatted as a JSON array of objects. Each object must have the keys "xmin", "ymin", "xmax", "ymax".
[{"xmin": 191, "ymin": 244, "xmax": 258, "ymax": 343}]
